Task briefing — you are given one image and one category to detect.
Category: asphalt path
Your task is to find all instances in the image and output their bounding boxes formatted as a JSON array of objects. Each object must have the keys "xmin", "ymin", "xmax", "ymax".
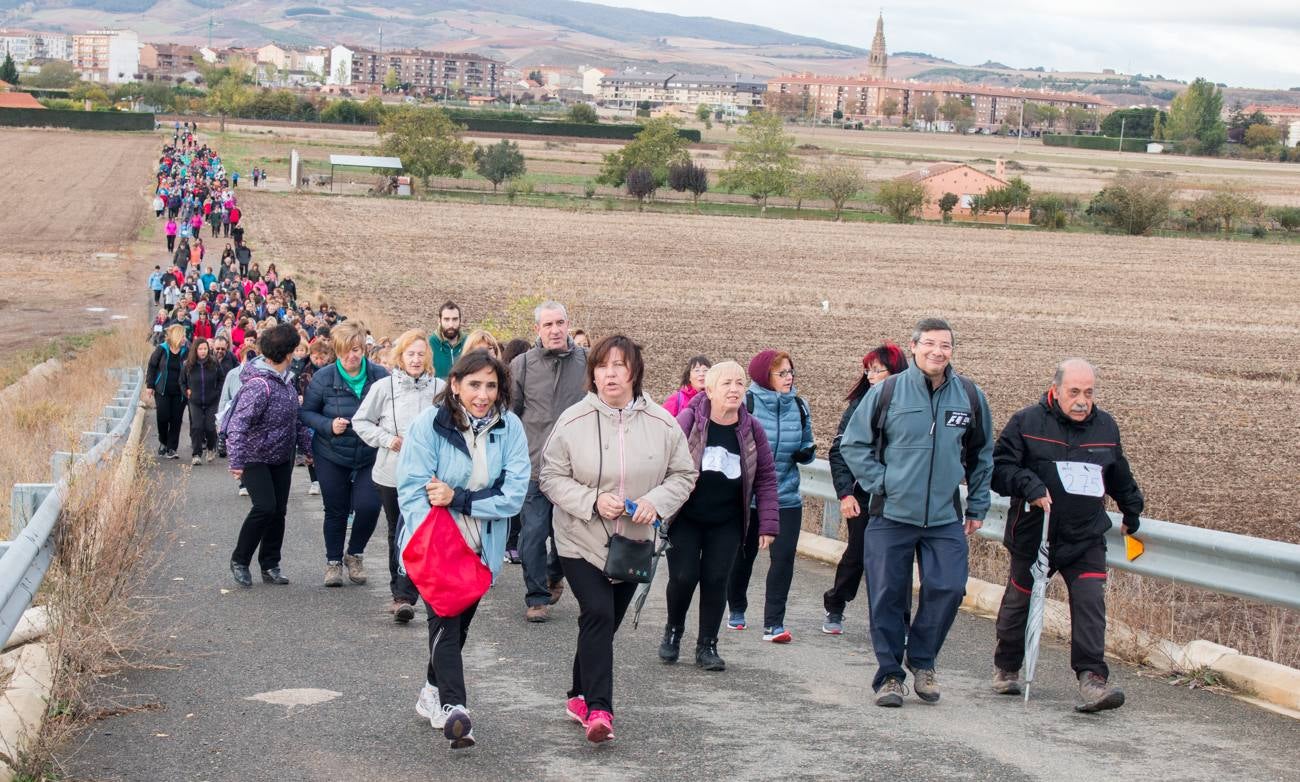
[{"xmin": 64, "ymin": 430, "xmax": 1299, "ymax": 782}]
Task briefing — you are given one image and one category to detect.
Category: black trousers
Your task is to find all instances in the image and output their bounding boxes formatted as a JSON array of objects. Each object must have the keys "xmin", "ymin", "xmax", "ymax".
[
  {"xmin": 166, "ymin": 235, "xmax": 176, "ymax": 251},
  {"xmin": 231, "ymin": 461, "xmax": 293, "ymax": 570},
  {"xmin": 187, "ymin": 400, "xmax": 217, "ymax": 456},
  {"xmin": 824, "ymin": 510, "xmax": 869, "ymax": 614},
  {"xmin": 561, "ymin": 556, "xmax": 637, "ymax": 714},
  {"xmin": 666, "ymin": 516, "xmax": 742, "ymax": 640},
  {"xmin": 426, "ymin": 599, "xmax": 480, "ymax": 707},
  {"xmin": 727, "ymin": 506, "xmax": 802, "ymax": 628},
  {"xmin": 155, "ymin": 393, "xmax": 185, "ymax": 451},
  {"xmin": 994, "ymin": 540, "xmax": 1109, "ymax": 679},
  {"xmin": 376, "ymin": 484, "xmax": 419, "ymax": 604}
]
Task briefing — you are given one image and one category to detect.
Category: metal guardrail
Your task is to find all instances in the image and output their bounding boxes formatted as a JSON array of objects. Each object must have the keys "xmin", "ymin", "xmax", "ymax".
[
  {"xmin": 799, "ymin": 459, "xmax": 1300, "ymax": 611},
  {"xmin": 0, "ymin": 367, "xmax": 143, "ymax": 647}
]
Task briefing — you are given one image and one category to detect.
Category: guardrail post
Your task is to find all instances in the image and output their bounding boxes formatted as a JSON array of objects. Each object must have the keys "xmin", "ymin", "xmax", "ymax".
[
  {"xmin": 821, "ymin": 501, "xmax": 842, "ymax": 539},
  {"xmin": 80, "ymin": 431, "xmax": 107, "ymax": 451},
  {"xmin": 51, "ymin": 451, "xmax": 81, "ymax": 482},
  {"xmin": 9, "ymin": 483, "xmax": 53, "ymax": 538}
]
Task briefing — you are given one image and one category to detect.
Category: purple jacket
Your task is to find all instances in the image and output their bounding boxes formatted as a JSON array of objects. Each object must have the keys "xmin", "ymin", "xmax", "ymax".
[
  {"xmin": 676, "ymin": 391, "xmax": 780, "ymax": 537},
  {"xmin": 225, "ymin": 358, "xmax": 312, "ymax": 470}
]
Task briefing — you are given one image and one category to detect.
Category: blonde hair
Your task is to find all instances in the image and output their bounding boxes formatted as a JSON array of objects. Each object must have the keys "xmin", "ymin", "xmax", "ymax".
[
  {"xmin": 331, "ymin": 320, "xmax": 366, "ymax": 358},
  {"xmin": 704, "ymin": 360, "xmax": 745, "ymax": 392},
  {"xmin": 165, "ymin": 324, "xmax": 187, "ymax": 351},
  {"xmin": 462, "ymin": 329, "xmax": 501, "ymax": 358},
  {"xmin": 388, "ymin": 329, "xmax": 433, "ymax": 375}
]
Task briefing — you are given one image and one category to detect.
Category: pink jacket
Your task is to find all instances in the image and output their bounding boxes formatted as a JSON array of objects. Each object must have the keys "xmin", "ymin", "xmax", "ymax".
[{"xmin": 662, "ymin": 385, "xmax": 699, "ymax": 417}]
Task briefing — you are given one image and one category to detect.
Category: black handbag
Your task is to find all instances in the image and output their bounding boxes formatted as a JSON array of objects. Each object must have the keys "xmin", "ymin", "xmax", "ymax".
[{"xmin": 602, "ymin": 521, "xmax": 654, "ymax": 583}]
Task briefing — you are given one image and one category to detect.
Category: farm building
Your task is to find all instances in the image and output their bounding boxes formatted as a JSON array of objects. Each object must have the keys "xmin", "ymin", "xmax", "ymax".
[{"xmin": 894, "ymin": 161, "xmax": 1029, "ymax": 224}]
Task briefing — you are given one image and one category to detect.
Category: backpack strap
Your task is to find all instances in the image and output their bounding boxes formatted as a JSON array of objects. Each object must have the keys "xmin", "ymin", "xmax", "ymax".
[
  {"xmin": 745, "ymin": 390, "xmax": 754, "ymax": 415},
  {"xmin": 870, "ymin": 374, "xmax": 899, "ymax": 465},
  {"xmin": 955, "ymin": 374, "xmax": 983, "ymax": 469},
  {"xmin": 795, "ymin": 396, "xmax": 810, "ymax": 432}
]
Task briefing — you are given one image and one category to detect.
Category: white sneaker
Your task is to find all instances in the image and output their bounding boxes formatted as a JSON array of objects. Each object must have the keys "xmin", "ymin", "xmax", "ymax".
[
  {"xmin": 308, "ymin": 481, "xmax": 320, "ymax": 495},
  {"xmin": 436, "ymin": 704, "xmax": 474, "ymax": 749},
  {"xmin": 238, "ymin": 487, "xmax": 249, "ymax": 497},
  {"xmin": 415, "ymin": 682, "xmax": 440, "ymax": 720}
]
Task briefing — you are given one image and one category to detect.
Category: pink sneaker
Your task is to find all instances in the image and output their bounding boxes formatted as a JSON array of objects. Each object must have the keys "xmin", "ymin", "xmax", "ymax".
[
  {"xmin": 565, "ymin": 696, "xmax": 589, "ymax": 727},
  {"xmin": 585, "ymin": 710, "xmax": 614, "ymax": 743}
]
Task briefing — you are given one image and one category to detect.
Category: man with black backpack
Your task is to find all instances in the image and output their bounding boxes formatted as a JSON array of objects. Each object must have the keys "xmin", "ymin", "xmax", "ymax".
[{"xmin": 840, "ymin": 317, "xmax": 993, "ymax": 708}]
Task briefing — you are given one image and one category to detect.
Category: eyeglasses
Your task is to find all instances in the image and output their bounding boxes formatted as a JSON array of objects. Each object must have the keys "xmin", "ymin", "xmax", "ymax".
[
  {"xmin": 865, "ymin": 367, "xmax": 889, "ymax": 376},
  {"xmin": 775, "ymin": 369, "xmax": 795, "ymax": 379}
]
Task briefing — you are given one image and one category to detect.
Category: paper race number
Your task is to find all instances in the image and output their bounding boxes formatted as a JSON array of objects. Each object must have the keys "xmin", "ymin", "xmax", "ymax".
[{"xmin": 1055, "ymin": 461, "xmax": 1104, "ymax": 498}]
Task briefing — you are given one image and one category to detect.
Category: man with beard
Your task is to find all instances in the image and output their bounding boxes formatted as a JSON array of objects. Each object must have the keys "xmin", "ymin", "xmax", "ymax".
[
  {"xmin": 429, "ymin": 301, "xmax": 467, "ymax": 380},
  {"xmin": 990, "ymin": 358, "xmax": 1143, "ymax": 712},
  {"xmin": 510, "ymin": 301, "xmax": 588, "ymax": 622}
]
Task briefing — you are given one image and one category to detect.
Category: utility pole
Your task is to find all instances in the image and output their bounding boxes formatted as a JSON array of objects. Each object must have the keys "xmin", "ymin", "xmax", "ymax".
[
  {"xmin": 207, "ymin": 16, "xmax": 213, "ymax": 50},
  {"xmin": 1118, "ymin": 116, "xmax": 1126, "ymax": 155},
  {"xmin": 1017, "ymin": 100, "xmax": 1025, "ymax": 152}
]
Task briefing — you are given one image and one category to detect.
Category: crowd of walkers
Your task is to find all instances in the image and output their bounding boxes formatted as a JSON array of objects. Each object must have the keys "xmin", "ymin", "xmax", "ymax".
[{"xmin": 146, "ymin": 132, "xmax": 1145, "ymax": 755}]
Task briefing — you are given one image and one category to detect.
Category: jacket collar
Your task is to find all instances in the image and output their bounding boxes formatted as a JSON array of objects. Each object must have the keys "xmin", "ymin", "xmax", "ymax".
[
  {"xmin": 586, "ymin": 391, "xmax": 647, "ymax": 418},
  {"xmin": 537, "ymin": 336, "xmax": 577, "ymax": 359},
  {"xmin": 1041, "ymin": 388, "xmax": 1098, "ymax": 427},
  {"xmin": 433, "ymin": 404, "xmax": 507, "ymax": 456},
  {"xmin": 747, "ymin": 381, "xmax": 796, "ymax": 404}
]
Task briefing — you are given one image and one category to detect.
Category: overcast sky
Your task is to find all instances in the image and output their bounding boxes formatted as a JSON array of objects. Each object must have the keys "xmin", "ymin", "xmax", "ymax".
[{"xmin": 596, "ymin": 1, "xmax": 1300, "ymax": 89}]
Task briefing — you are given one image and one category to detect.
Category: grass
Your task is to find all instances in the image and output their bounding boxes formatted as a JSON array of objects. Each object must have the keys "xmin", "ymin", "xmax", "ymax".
[{"xmin": 0, "ymin": 332, "xmax": 109, "ymax": 390}]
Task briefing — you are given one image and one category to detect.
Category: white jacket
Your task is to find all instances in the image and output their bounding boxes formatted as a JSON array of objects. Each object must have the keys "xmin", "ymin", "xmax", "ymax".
[{"xmin": 353, "ymin": 370, "xmax": 445, "ymax": 487}]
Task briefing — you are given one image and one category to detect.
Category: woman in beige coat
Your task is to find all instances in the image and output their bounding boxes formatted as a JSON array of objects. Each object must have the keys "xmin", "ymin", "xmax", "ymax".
[{"xmin": 540, "ymin": 334, "xmax": 697, "ymax": 744}]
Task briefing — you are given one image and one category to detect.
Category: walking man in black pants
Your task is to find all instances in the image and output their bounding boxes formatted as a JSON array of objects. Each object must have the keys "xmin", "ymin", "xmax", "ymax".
[{"xmin": 989, "ymin": 358, "xmax": 1144, "ymax": 712}]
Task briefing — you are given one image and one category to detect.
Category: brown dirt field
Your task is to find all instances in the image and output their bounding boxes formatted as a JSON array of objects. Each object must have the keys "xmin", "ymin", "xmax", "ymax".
[{"xmin": 0, "ymin": 129, "xmax": 159, "ymax": 357}]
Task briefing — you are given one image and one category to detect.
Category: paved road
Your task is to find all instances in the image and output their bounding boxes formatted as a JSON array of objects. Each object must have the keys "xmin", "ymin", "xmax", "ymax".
[{"xmin": 65, "ymin": 433, "xmax": 1298, "ymax": 782}]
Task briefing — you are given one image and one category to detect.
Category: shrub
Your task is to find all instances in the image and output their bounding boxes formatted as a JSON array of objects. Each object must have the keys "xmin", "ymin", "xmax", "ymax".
[
  {"xmin": 1270, "ymin": 206, "xmax": 1300, "ymax": 232},
  {"xmin": 625, "ymin": 167, "xmax": 656, "ymax": 209},
  {"xmin": 1086, "ymin": 171, "xmax": 1176, "ymax": 235},
  {"xmin": 667, "ymin": 162, "xmax": 709, "ymax": 209},
  {"xmin": 938, "ymin": 192, "xmax": 959, "ymax": 222},
  {"xmin": 1030, "ymin": 194, "xmax": 1081, "ymax": 230},
  {"xmin": 875, "ymin": 179, "xmax": 928, "ymax": 223},
  {"xmin": 1043, "ymin": 134, "xmax": 1152, "ymax": 153},
  {"xmin": 583, "ymin": 180, "xmax": 597, "ymax": 199}
]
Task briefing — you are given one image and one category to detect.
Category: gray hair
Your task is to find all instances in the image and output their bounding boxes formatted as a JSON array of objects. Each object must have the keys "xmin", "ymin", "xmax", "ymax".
[
  {"xmin": 1053, "ymin": 358, "xmax": 1098, "ymax": 387},
  {"xmin": 534, "ymin": 300, "xmax": 568, "ymax": 323},
  {"xmin": 911, "ymin": 317, "xmax": 955, "ymax": 346}
]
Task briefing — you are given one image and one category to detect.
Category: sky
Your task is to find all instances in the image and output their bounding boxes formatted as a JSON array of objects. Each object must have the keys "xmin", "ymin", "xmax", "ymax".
[{"xmin": 593, "ymin": 1, "xmax": 1300, "ymax": 90}]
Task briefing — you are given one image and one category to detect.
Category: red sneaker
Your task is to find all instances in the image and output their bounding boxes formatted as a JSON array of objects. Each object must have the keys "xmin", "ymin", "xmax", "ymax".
[
  {"xmin": 585, "ymin": 710, "xmax": 614, "ymax": 743},
  {"xmin": 565, "ymin": 696, "xmax": 589, "ymax": 727}
]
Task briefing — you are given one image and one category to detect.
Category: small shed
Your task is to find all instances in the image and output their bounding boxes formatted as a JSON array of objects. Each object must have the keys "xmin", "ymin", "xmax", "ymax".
[
  {"xmin": 327, "ymin": 154, "xmax": 404, "ymax": 192},
  {"xmin": 1146, "ymin": 142, "xmax": 1165, "ymax": 154}
]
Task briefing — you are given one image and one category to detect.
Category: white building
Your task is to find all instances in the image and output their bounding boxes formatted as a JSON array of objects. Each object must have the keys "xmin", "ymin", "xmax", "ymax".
[
  {"xmin": 0, "ymin": 28, "xmax": 70, "ymax": 63},
  {"xmin": 256, "ymin": 43, "xmax": 288, "ymax": 70},
  {"xmin": 327, "ymin": 45, "xmax": 352, "ymax": 86},
  {"xmin": 199, "ymin": 47, "xmax": 218, "ymax": 64},
  {"xmin": 580, "ymin": 66, "xmax": 612, "ymax": 97},
  {"xmin": 291, "ymin": 47, "xmax": 327, "ymax": 79},
  {"xmin": 597, "ymin": 72, "xmax": 766, "ymax": 111},
  {"xmin": 71, "ymin": 29, "xmax": 139, "ymax": 84}
]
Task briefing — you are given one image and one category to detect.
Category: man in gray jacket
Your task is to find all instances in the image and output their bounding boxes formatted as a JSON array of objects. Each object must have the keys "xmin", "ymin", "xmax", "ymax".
[
  {"xmin": 510, "ymin": 301, "xmax": 588, "ymax": 622},
  {"xmin": 840, "ymin": 317, "xmax": 994, "ymax": 707}
]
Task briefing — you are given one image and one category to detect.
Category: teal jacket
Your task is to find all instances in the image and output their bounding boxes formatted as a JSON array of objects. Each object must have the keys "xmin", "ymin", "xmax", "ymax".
[
  {"xmin": 429, "ymin": 333, "xmax": 467, "ymax": 380},
  {"xmin": 747, "ymin": 382, "xmax": 815, "ymax": 508},
  {"xmin": 395, "ymin": 404, "xmax": 530, "ymax": 581},
  {"xmin": 840, "ymin": 364, "xmax": 993, "ymax": 527}
]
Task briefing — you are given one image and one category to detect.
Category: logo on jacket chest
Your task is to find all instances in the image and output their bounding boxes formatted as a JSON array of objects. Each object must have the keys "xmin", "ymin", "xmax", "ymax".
[{"xmin": 944, "ymin": 410, "xmax": 970, "ymax": 428}]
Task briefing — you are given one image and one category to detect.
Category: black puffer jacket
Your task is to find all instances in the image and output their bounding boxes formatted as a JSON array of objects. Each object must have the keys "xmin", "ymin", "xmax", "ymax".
[
  {"xmin": 992, "ymin": 391, "xmax": 1144, "ymax": 568},
  {"xmin": 181, "ymin": 359, "xmax": 224, "ymax": 408},
  {"xmin": 299, "ymin": 361, "xmax": 389, "ymax": 469},
  {"xmin": 147, "ymin": 345, "xmax": 186, "ymax": 396}
]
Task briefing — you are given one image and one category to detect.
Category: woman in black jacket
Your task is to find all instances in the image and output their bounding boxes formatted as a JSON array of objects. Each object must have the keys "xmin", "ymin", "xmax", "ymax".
[
  {"xmin": 181, "ymin": 338, "xmax": 225, "ymax": 466},
  {"xmin": 299, "ymin": 322, "xmax": 389, "ymax": 587},
  {"xmin": 821, "ymin": 342, "xmax": 909, "ymax": 635},
  {"xmin": 147, "ymin": 324, "xmax": 189, "ymax": 459}
]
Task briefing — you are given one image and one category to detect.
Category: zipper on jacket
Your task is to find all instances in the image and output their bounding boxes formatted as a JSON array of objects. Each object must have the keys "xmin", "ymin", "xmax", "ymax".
[{"xmin": 923, "ymin": 382, "xmax": 942, "ymax": 527}]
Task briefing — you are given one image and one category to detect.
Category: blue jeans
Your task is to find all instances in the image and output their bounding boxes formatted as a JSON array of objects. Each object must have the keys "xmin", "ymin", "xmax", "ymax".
[
  {"xmin": 313, "ymin": 454, "xmax": 381, "ymax": 562},
  {"xmin": 519, "ymin": 479, "xmax": 563, "ymax": 607},
  {"xmin": 863, "ymin": 516, "xmax": 968, "ymax": 691}
]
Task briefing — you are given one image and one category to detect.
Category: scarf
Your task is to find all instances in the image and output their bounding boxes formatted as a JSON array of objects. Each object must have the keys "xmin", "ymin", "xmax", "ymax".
[{"xmin": 337, "ymin": 357, "xmax": 368, "ymax": 398}]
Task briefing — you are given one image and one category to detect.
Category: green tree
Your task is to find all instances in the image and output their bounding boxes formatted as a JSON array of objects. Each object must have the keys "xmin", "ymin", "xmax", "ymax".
[
  {"xmin": 1270, "ymin": 206, "xmax": 1300, "ymax": 232},
  {"xmin": 596, "ymin": 117, "xmax": 691, "ymax": 187},
  {"xmin": 1244, "ymin": 123, "xmax": 1281, "ymax": 149},
  {"xmin": 378, "ymin": 106, "xmax": 476, "ymax": 186},
  {"xmin": 139, "ymin": 81, "xmax": 177, "ymax": 112},
  {"xmin": 1188, "ymin": 183, "xmax": 1264, "ymax": 234},
  {"xmin": 880, "ymin": 96, "xmax": 900, "ymax": 123},
  {"xmin": 28, "ymin": 60, "xmax": 78, "ymax": 89},
  {"xmin": 718, "ymin": 112, "xmax": 800, "ymax": 209},
  {"xmin": 1166, "ymin": 78, "xmax": 1227, "ymax": 154},
  {"xmin": 810, "ymin": 159, "xmax": 865, "ymax": 221},
  {"xmin": 473, "ymin": 139, "xmax": 527, "ymax": 192},
  {"xmin": 1100, "ymin": 107, "xmax": 1164, "ymax": 138},
  {"xmin": 1036, "ymin": 104, "xmax": 1061, "ymax": 131},
  {"xmin": 1085, "ymin": 171, "xmax": 1176, "ymax": 235},
  {"xmin": 972, "ymin": 176, "xmax": 1031, "ymax": 227},
  {"xmin": 567, "ymin": 102, "xmax": 598, "ymax": 123},
  {"xmin": 0, "ymin": 53, "xmax": 18, "ymax": 85},
  {"xmin": 937, "ymin": 192, "xmax": 959, "ymax": 222},
  {"xmin": 71, "ymin": 82, "xmax": 111, "ymax": 108},
  {"xmin": 1062, "ymin": 106, "xmax": 1096, "ymax": 133},
  {"xmin": 383, "ymin": 67, "xmax": 400, "ymax": 92},
  {"xmin": 916, "ymin": 95, "xmax": 940, "ymax": 127},
  {"xmin": 695, "ymin": 103, "xmax": 713, "ymax": 129},
  {"xmin": 875, "ymin": 179, "xmax": 928, "ymax": 223}
]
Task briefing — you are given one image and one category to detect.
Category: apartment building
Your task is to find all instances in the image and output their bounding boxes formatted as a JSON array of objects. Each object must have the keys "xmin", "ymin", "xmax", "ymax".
[
  {"xmin": 596, "ymin": 72, "xmax": 766, "ymax": 111},
  {"xmin": 0, "ymin": 28, "xmax": 70, "ymax": 63},
  {"xmin": 349, "ymin": 48, "xmax": 501, "ymax": 95},
  {"xmin": 72, "ymin": 29, "xmax": 140, "ymax": 84}
]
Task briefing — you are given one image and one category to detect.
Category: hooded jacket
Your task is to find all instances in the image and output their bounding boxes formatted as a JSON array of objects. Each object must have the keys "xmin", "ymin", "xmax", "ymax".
[
  {"xmin": 352, "ymin": 370, "xmax": 447, "ymax": 487},
  {"xmin": 745, "ymin": 382, "xmax": 815, "ymax": 508},
  {"xmin": 661, "ymin": 385, "xmax": 699, "ymax": 417},
  {"xmin": 428, "ymin": 331, "xmax": 467, "ymax": 380},
  {"xmin": 395, "ymin": 404, "xmax": 530, "ymax": 582},
  {"xmin": 300, "ymin": 361, "xmax": 390, "ymax": 469},
  {"xmin": 992, "ymin": 390, "xmax": 1144, "ymax": 567},
  {"xmin": 224, "ymin": 358, "xmax": 312, "ymax": 471},
  {"xmin": 510, "ymin": 338, "xmax": 588, "ymax": 477},
  {"xmin": 676, "ymin": 391, "xmax": 779, "ymax": 537},
  {"xmin": 540, "ymin": 393, "xmax": 698, "ymax": 575},
  {"xmin": 840, "ymin": 363, "xmax": 994, "ymax": 527}
]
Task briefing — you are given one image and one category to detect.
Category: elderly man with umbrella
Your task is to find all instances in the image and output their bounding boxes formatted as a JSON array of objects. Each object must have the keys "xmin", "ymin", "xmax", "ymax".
[{"xmin": 990, "ymin": 358, "xmax": 1145, "ymax": 712}]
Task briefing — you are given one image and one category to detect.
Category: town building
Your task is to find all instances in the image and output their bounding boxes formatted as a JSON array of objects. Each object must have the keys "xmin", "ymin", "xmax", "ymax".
[
  {"xmin": 139, "ymin": 43, "xmax": 199, "ymax": 80},
  {"xmin": 580, "ymin": 65, "xmax": 614, "ymax": 97},
  {"xmin": 1243, "ymin": 104, "xmax": 1300, "ymax": 148},
  {"xmin": 0, "ymin": 28, "xmax": 70, "ymax": 63},
  {"xmin": 596, "ymin": 72, "xmax": 766, "ymax": 112},
  {"xmin": 348, "ymin": 48, "xmax": 501, "ymax": 96},
  {"xmin": 327, "ymin": 45, "xmax": 353, "ymax": 86},
  {"xmin": 71, "ymin": 29, "xmax": 140, "ymax": 84},
  {"xmin": 894, "ymin": 161, "xmax": 1029, "ymax": 223},
  {"xmin": 866, "ymin": 13, "xmax": 887, "ymax": 81},
  {"xmin": 0, "ymin": 90, "xmax": 46, "ymax": 109}
]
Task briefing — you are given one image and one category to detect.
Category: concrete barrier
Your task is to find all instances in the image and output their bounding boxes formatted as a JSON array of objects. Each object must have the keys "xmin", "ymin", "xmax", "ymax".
[{"xmin": 0, "ymin": 642, "xmax": 54, "ymax": 782}]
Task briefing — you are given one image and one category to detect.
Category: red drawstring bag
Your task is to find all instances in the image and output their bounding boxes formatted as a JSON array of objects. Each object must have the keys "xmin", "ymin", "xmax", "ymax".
[{"xmin": 401, "ymin": 506, "xmax": 491, "ymax": 617}]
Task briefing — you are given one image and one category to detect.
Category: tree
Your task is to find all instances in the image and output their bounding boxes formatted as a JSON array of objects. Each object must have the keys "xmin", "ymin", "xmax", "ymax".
[
  {"xmin": 1062, "ymin": 107, "xmax": 1096, "ymax": 134},
  {"xmin": 1244, "ymin": 123, "xmax": 1281, "ymax": 149},
  {"xmin": 528, "ymin": 69, "xmax": 543, "ymax": 84},
  {"xmin": 764, "ymin": 91, "xmax": 808, "ymax": 120},
  {"xmin": 810, "ymin": 160, "xmax": 865, "ymax": 220},
  {"xmin": 71, "ymin": 82, "xmax": 111, "ymax": 108},
  {"xmin": 597, "ymin": 117, "xmax": 691, "ymax": 187},
  {"xmin": 378, "ymin": 106, "xmax": 476, "ymax": 186},
  {"xmin": 1036, "ymin": 104, "xmax": 1061, "ymax": 131},
  {"xmin": 0, "ymin": 53, "xmax": 18, "ymax": 85},
  {"xmin": 916, "ymin": 95, "xmax": 939, "ymax": 127},
  {"xmin": 695, "ymin": 103, "xmax": 712, "ymax": 126},
  {"xmin": 1270, "ymin": 206, "xmax": 1300, "ymax": 232},
  {"xmin": 139, "ymin": 81, "xmax": 177, "ymax": 112},
  {"xmin": 937, "ymin": 192, "xmax": 959, "ymax": 222},
  {"xmin": 1085, "ymin": 171, "xmax": 1176, "ymax": 235},
  {"xmin": 880, "ymin": 96, "xmax": 900, "ymax": 123},
  {"xmin": 718, "ymin": 112, "xmax": 800, "ymax": 209},
  {"xmin": 567, "ymin": 102, "xmax": 598, "ymax": 124},
  {"xmin": 474, "ymin": 139, "xmax": 527, "ymax": 192},
  {"xmin": 971, "ymin": 176, "xmax": 1031, "ymax": 227},
  {"xmin": 625, "ymin": 167, "xmax": 656, "ymax": 209},
  {"xmin": 875, "ymin": 179, "xmax": 928, "ymax": 223},
  {"xmin": 1167, "ymin": 78, "xmax": 1227, "ymax": 154},
  {"xmin": 383, "ymin": 67, "xmax": 400, "ymax": 92},
  {"xmin": 668, "ymin": 162, "xmax": 709, "ymax": 210},
  {"xmin": 1188, "ymin": 184, "xmax": 1264, "ymax": 234},
  {"xmin": 1101, "ymin": 107, "xmax": 1165, "ymax": 139},
  {"xmin": 28, "ymin": 60, "xmax": 78, "ymax": 89}
]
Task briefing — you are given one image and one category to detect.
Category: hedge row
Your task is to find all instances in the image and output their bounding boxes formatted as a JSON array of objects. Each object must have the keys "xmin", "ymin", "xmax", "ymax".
[
  {"xmin": 0, "ymin": 107, "xmax": 155, "ymax": 131},
  {"xmin": 1042, "ymin": 134, "xmax": 1153, "ymax": 153},
  {"xmin": 458, "ymin": 116, "xmax": 701, "ymax": 143}
]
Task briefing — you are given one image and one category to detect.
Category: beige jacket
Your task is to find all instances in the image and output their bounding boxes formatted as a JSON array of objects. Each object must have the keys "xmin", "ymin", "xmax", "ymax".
[{"xmin": 539, "ymin": 393, "xmax": 698, "ymax": 575}]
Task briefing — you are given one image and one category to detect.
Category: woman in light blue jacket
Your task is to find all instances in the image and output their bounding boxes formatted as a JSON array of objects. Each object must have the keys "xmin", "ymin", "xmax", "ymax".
[{"xmin": 395, "ymin": 350, "xmax": 529, "ymax": 751}]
